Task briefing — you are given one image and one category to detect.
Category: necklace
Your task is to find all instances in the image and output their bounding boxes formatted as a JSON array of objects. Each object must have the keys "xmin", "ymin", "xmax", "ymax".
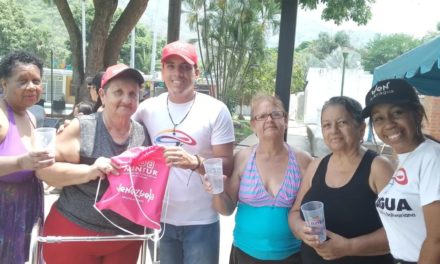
[{"xmin": 166, "ymin": 92, "xmax": 196, "ymax": 135}]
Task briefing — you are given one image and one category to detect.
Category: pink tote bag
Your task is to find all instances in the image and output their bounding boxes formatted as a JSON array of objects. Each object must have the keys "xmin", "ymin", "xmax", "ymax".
[{"xmin": 95, "ymin": 146, "xmax": 170, "ymax": 230}]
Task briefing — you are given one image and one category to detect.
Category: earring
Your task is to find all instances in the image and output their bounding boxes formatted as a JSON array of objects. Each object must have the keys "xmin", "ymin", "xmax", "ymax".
[{"xmin": 416, "ymin": 124, "xmax": 422, "ymax": 137}]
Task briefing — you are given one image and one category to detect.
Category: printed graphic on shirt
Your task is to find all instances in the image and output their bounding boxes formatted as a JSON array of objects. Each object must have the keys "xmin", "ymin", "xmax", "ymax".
[
  {"xmin": 154, "ymin": 128, "xmax": 196, "ymax": 146},
  {"xmin": 394, "ymin": 168, "xmax": 408, "ymax": 185},
  {"xmin": 376, "ymin": 167, "xmax": 416, "ymax": 218}
]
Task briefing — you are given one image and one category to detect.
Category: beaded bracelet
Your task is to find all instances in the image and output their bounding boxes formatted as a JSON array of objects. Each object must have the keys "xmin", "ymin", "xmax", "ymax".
[{"xmin": 191, "ymin": 154, "xmax": 201, "ymax": 171}]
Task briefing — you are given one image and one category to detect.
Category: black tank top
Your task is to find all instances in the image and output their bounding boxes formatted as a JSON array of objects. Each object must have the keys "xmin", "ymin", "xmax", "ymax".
[{"xmin": 301, "ymin": 150, "xmax": 392, "ymax": 264}]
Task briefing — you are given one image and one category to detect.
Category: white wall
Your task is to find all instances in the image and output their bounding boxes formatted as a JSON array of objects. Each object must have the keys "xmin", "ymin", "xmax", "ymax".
[{"xmin": 303, "ymin": 68, "xmax": 373, "ymax": 124}]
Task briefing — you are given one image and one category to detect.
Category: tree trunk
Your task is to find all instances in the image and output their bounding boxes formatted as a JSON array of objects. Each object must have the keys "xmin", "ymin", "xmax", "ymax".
[
  {"xmin": 238, "ymin": 96, "xmax": 244, "ymax": 120},
  {"xmin": 167, "ymin": 0, "xmax": 181, "ymax": 43},
  {"xmin": 87, "ymin": 0, "xmax": 118, "ymax": 74},
  {"xmin": 55, "ymin": 0, "xmax": 149, "ymax": 103},
  {"xmin": 104, "ymin": 0, "xmax": 149, "ymax": 67},
  {"xmin": 53, "ymin": 0, "xmax": 84, "ymax": 103}
]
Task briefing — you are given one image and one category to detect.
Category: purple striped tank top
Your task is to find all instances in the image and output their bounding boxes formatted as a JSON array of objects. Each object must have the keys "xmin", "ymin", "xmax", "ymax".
[{"xmin": 238, "ymin": 144, "xmax": 302, "ymax": 208}]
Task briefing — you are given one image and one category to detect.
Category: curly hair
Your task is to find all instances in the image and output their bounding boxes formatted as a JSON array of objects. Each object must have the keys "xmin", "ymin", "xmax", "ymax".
[{"xmin": 0, "ymin": 51, "xmax": 43, "ymax": 79}]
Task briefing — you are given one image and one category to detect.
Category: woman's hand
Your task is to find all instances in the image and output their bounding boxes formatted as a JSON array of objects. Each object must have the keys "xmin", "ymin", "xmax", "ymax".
[
  {"xmin": 314, "ymin": 231, "xmax": 349, "ymax": 260},
  {"xmin": 89, "ymin": 157, "xmax": 118, "ymax": 181},
  {"xmin": 297, "ymin": 220, "xmax": 322, "ymax": 248},
  {"xmin": 17, "ymin": 150, "xmax": 55, "ymax": 170},
  {"xmin": 202, "ymin": 174, "xmax": 226, "ymax": 194}
]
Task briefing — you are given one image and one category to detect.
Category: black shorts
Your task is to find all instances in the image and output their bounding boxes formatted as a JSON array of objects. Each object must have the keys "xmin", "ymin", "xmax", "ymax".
[
  {"xmin": 229, "ymin": 245, "xmax": 301, "ymax": 264},
  {"xmin": 393, "ymin": 258, "xmax": 417, "ymax": 264}
]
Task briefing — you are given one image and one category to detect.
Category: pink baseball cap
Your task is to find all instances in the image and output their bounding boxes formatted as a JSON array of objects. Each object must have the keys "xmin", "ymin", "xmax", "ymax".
[
  {"xmin": 161, "ymin": 41, "xmax": 198, "ymax": 66},
  {"xmin": 101, "ymin": 63, "xmax": 144, "ymax": 88}
]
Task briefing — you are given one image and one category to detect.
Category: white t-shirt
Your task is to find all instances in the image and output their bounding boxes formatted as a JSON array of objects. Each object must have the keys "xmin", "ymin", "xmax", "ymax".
[
  {"xmin": 376, "ymin": 139, "xmax": 440, "ymax": 262},
  {"xmin": 132, "ymin": 92, "xmax": 235, "ymax": 225}
]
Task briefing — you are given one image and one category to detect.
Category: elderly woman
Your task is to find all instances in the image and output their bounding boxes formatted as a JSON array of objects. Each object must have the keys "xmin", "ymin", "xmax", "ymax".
[
  {"xmin": 37, "ymin": 64, "xmax": 150, "ymax": 264},
  {"xmin": 207, "ymin": 94, "xmax": 312, "ymax": 263},
  {"xmin": 0, "ymin": 51, "xmax": 54, "ymax": 263},
  {"xmin": 362, "ymin": 79, "xmax": 440, "ymax": 264},
  {"xmin": 289, "ymin": 96, "xmax": 394, "ymax": 264}
]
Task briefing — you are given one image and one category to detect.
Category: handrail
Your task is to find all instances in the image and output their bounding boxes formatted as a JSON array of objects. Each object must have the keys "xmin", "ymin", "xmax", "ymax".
[
  {"xmin": 27, "ymin": 218, "xmax": 157, "ymax": 264},
  {"xmin": 37, "ymin": 234, "xmax": 153, "ymax": 243}
]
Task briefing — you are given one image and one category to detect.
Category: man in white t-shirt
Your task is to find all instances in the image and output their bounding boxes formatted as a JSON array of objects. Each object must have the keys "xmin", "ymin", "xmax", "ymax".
[{"xmin": 132, "ymin": 41, "xmax": 234, "ymax": 264}]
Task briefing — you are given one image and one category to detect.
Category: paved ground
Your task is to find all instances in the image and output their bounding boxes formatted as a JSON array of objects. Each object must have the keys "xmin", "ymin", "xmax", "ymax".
[{"xmin": 41, "ymin": 119, "xmax": 311, "ymax": 264}]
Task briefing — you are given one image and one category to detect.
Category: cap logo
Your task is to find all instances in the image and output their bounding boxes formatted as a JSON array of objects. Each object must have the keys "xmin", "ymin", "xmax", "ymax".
[
  {"xmin": 112, "ymin": 68, "xmax": 125, "ymax": 75},
  {"xmin": 170, "ymin": 42, "xmax": 189, "ymax": 52},
  {"xmin": 370, "ymin": 81, "xmax": 394, "ymax": 100}
]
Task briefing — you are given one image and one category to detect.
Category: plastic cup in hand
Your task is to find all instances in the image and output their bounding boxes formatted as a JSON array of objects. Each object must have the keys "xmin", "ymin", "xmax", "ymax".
[
  {"xmin": 203, "ymin": 158, "xmax": 223, "ymax": 194},
  {"xmin": 33, "ymin": 127, "xmax": 56, "ymax": 156},
  {"xmin": 301, "ymin": 201, "xmax": 326, "ymax": 242}
]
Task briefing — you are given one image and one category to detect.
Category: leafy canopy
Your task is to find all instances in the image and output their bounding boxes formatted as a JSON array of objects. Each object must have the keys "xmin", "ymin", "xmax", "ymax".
[
  {"xmin": 361, "ymin": 34, "xmax": 422, "ymax": 73},
  {"xmin": 0, "ymin": 0, "xmax": 52, "ymax": 62}
]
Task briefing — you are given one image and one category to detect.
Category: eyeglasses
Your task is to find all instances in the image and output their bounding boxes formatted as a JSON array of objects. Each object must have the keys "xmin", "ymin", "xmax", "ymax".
[{"xmin": 253, "ymin": 110, "xmax": 285, "ymax": 121}]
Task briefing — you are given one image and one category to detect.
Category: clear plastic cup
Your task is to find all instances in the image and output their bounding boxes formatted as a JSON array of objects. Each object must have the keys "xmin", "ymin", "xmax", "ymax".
[
  {"xmin": 203, "ymin": 158, "xmax": 224, "ymax": 194},
  {"xmin": 33, "ymin": 127, "xmax": 56, "ymax": 156},
  {"xmin": 301, "ymin": 201, "xmax": 326, "ymax": 242}
]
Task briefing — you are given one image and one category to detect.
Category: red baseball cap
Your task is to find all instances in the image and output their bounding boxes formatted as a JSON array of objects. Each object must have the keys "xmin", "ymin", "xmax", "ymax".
[
  {"xmin": 161, "ymin": 41, "xmax": 198, "ymax": 66},
  {"xmin": 101, "ymin": 64, "xmax": 144, "ymax": 88}
]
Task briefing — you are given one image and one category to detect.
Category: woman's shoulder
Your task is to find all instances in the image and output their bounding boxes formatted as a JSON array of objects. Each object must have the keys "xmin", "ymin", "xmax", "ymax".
[
  {"xmin": 234, "ymin": 145, "xmax": 254, "ymax": 161},
  {"xmin": 369, "ymin": 153, "xmax": 394, "ymax": 193},
  {"xmin": 290, "ymin": 145, "xmax": 312, "ymax": 159},
  {"xmin": 421, "ymin": 138, "xmax": 440, "ymax": 154},
  {"xmin": 0, "ymin": 100, "xmax": 8, "ymax": 140},
  {"xmin": 370, "ymin": 154, "xmax": 395, "ymax": 173},
  {"xmin": 306, "ymin": 156, "xmax": 324, "ymax": 173},
  {"xmin": 131, "ymin": 119, "xmax": 145, "ymax": 129},
  {"xmin": 288, "ymin": 144, "xmax": 313, "ymax": 168},
  {"xmin": 232, "ymin": 146, "xmax": 254, "ymax": 179}
]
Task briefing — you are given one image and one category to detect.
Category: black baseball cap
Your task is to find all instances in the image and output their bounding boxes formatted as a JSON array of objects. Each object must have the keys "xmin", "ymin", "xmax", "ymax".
[{"xmin": 361, "ymin": 79, "xmax": 419, "ymax": 118}]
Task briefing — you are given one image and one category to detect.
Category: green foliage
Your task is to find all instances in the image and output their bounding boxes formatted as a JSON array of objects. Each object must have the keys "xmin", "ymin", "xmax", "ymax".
[
  {"xmin": 307, "ymin": 31, "xmax": 352, "ymax": 60},
  {"xmin": 361, "ymin": 34, "xmax": 422, "ymax": 73},
  {"xmin": 184, "ymin": 0, "xmax": 374, "ymax": 109},
  {"xmin": 119, "ymin": 26, "xmax": 166, "ymax": 74},
  {"xmin": 184, "ymin": 0, "xmax": 280, "ymax": 111},
  {"xmin": 292, "ymin": 30, "xmax": 357, "ymax": 86},
  {"xmin": 299, "ymin": 0, "xmax": 374, "ymax": 25},
  {"xmin": 18, "ymin": 0, "xmax": 69, "ymax": 67},
  {"xmin": 233, "ymin": 118, "xmax": 253, "ymax": 144},
  {"xmin": 0, "ymin": 0, "xmax": 52, "ymax": 62}
]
